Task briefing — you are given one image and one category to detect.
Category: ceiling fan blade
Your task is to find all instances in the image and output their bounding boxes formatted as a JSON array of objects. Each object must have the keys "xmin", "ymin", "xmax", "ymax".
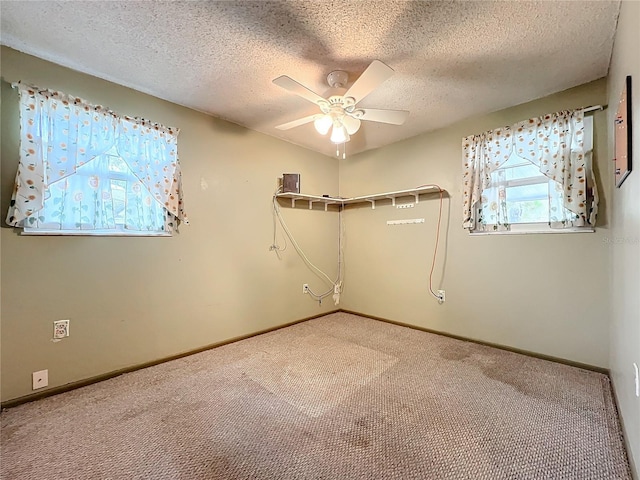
[
  {"xmin": 344, "ymin": 60, "xmax": 395, "ymax": 104},
  {"xmin": 358, "ymin": 108, "xmax": 409, "ymax": 125},
  {"xmin": 275, "ymin": 114, "xmax": 318, "ymax": 130},
  {"xmin": 273, "ymin": 75, "xmax": 326, "ymax": 105}
]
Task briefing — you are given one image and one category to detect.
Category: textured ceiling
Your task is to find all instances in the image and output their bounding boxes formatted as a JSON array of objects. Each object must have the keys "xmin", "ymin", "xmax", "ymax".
[{"xmin": 0, "ymin": 0, "xmax": 621, "ymax": 158}]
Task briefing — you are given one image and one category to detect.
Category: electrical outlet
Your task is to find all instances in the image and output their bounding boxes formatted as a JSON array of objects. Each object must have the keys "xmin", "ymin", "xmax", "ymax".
[
  {"xmin": 32, "ymin": 370, "xmax": 48, "ymax": 390},
  {"xmin": 634, "ymin": 363, "xmax": 639, "ymax": 397},
  {"xmin": 437, "ymin": 290, "xmax": 446, "ymax": 304},
  {"xmin": 303, "ymin": 284, "xmax": 309, "ymax": 294},
  {"xmin": 53, "ymin": 319, "xmax": 70, "ymax": 339}
]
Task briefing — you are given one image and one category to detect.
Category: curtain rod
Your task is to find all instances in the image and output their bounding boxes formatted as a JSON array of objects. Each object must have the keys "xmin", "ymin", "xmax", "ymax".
[{"xmin": 583, "ymin": 105, "xmax": 605, "ymax": 113}]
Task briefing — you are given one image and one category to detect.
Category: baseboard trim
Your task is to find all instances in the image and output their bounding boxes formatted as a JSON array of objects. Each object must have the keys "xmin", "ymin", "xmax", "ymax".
[
  {"xmin": 609, "ymin": 375, "xmax": 639, "ymax": 480},
  {"xmin": 1, "ymin": 309, "xmax": 339, "ymax": 410},
  {"xmin": 339, "ymin": 309, "xmax": 609, "ymax": 375}
]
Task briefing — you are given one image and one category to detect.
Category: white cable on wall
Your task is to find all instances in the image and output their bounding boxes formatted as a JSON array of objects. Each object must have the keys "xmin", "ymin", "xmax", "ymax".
[
  {"xmin": 271, "ymin": 188, "xmax": 343, "ymax": 305},
  {"xmin": 269, "ymin": 190, "xmax": 288, "ymax": 259},
  {"xmin": 414, "ymin": 184, "xmax": 445, "ymax": 301},
  {"xmin": 271, "ymin": 183, "xmax": 441, "ymax": 304}
]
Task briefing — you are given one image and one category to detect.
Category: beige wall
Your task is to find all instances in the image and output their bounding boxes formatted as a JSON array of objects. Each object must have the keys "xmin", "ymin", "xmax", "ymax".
[
  {"xmin": 607, "ymin": 1, "xmax": 640, "ymax": 476},
  {"xmin": 340, "ymin": 78, "xmax": 611, "ymax": 369},
  {"xmin": 0, "ymin": 47, "xmax": 340, "ymax": 402}
]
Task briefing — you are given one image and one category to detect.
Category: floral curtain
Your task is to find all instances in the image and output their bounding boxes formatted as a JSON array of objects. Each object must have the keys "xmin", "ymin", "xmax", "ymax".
[
  {"xmin": 6, "ymin": 83, "xmax": 188, "ymax": 232},
  {"xmin": 29, "ymin": 156, "xmax": 167, "ymax": 231},
  {"xmin": 513, "ymin": 110, "xmax": 597, "ymax": 227},
  {"xmin": 115, "ymin": 116, "xmax": 186, "ymax": 230},
  {"xmin": 462, "ymin": 108, "xmax": 597, "ymax": 231},
  {"xmin": 462, "ymin": 126, "xmax": 514, "ymax": 230},
  {"xmin": 35, "ymin": 157, "xmax": 118, "ymax": 231}
]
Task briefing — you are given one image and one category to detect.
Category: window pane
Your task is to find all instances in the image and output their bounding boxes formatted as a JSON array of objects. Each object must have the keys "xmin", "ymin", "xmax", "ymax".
[
  {"xmin": 506, "ymin": 183, "xmax": 549, "ymax": 223},
  {"xmin": 507, "ymin": 200, "xmax": 549, "ymax": 223},
  {"xmin": 504, "ymin": 163, "xmax": 544, "ymax": 182},
  {"xmin": 111, "ymin": 180, "xmax": 126, "ymax": 225},
  {"xmin": 108, "ymin": 156, "xmax": 130, "ymax": 174},
  {"xmin": 508, "ymin": 183, "xmax": 548, "ymax": 202}
]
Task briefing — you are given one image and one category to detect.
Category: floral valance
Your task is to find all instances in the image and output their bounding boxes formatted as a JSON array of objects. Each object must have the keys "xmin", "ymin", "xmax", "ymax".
[{"xmin": 6, "ymin": 83, "xmax": 188, "ymax": 231}]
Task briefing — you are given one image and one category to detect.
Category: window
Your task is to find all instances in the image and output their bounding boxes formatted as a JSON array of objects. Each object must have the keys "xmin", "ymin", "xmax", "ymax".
[
  {"xmin": 463, "ymin": 110, "xmax": 597, "ymax": 234},
  {"xmin": 6, "ymin": 83, "xmax": 188, "ymax": 235},
  {"xmin": 493, "ymin": 158, "xmax": 551, "ymax": 224},
  {"xmin": 24, "ymin": 148, "xmax": 168, "ymax": 235}
]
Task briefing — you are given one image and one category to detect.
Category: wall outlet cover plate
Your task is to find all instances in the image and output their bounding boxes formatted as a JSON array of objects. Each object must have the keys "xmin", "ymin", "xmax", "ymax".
[{"xmin": 32, "ymin": 369, "xmax": 48, "ymax": 390}]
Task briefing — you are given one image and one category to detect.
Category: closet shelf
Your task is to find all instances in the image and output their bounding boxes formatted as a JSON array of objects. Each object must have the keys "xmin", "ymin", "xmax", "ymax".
[{"xmin": 277, "ymin": 185, "xmax": 444, "ymax": 210}]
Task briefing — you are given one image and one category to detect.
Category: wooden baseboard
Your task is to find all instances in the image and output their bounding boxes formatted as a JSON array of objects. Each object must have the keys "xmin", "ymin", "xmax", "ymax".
[
  {"xmin": 339, "ymin": 309, "xmax": 610, "ymax": 375},
  {"xmin": 609, "ymin": 375, "xmax": 639, "ymax": 480},
  {"xmin": 1, "ymin": 309, "xmax": 339, "ymax": 409}
]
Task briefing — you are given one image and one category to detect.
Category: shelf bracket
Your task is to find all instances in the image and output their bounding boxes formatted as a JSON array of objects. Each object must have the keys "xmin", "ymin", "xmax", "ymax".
[
  {"xmin": 386, "ymin": 196, "xmax": 396, "ymax": 207},
  {"xmin": 366, "ymin": 199, "xmax": 376, "ymax": 210},
  {"xmin": 308, "ymin": 200, "xmax": 314, "ymax": 210},
  {"xmin": 414, "ymin": 193, "xmax": 420, "ymax": 204}
]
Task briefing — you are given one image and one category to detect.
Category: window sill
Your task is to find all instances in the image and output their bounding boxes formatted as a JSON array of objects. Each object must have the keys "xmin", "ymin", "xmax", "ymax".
[
  {"xmin": 22, "ymin": 230, "xmax": 171, "ymax": 237},
  {"xmin": 469, "ymin": 227, "xmax": 594, "ymax": 236}
]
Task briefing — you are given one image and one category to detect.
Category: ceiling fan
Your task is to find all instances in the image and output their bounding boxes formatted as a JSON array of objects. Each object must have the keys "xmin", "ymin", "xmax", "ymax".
[{"xmin": 273, "ymin": 60, "xmax": 409, "ymax": 144}]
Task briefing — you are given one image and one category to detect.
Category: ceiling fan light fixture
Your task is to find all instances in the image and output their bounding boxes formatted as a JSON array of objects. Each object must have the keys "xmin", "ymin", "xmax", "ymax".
[
  {"xmin": 342, "ymin": 115, "xmax": 361, "ymax": 135},
  {"xmin": 313, "ymin": 114, "xmax": 332, "ymax": 135},
  {"xmin": 330, "ymin": 123, "xmax": 350, "ymax": 144}
]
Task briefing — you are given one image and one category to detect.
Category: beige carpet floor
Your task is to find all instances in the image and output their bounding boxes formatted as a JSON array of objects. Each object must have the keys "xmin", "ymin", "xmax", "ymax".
[{"xmin": 0, "ymin": 312, "xmax": 632, "ymax": 479}]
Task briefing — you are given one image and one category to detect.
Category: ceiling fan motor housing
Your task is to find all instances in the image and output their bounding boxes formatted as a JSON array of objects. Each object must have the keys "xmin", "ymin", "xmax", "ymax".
[
  {"xmin": 326, "ymin": 70, "xmax": 349, "ymax": 88},
  {"xmin": 319, "ymin": 96, "xmax": 362, "ymax": 118}
]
